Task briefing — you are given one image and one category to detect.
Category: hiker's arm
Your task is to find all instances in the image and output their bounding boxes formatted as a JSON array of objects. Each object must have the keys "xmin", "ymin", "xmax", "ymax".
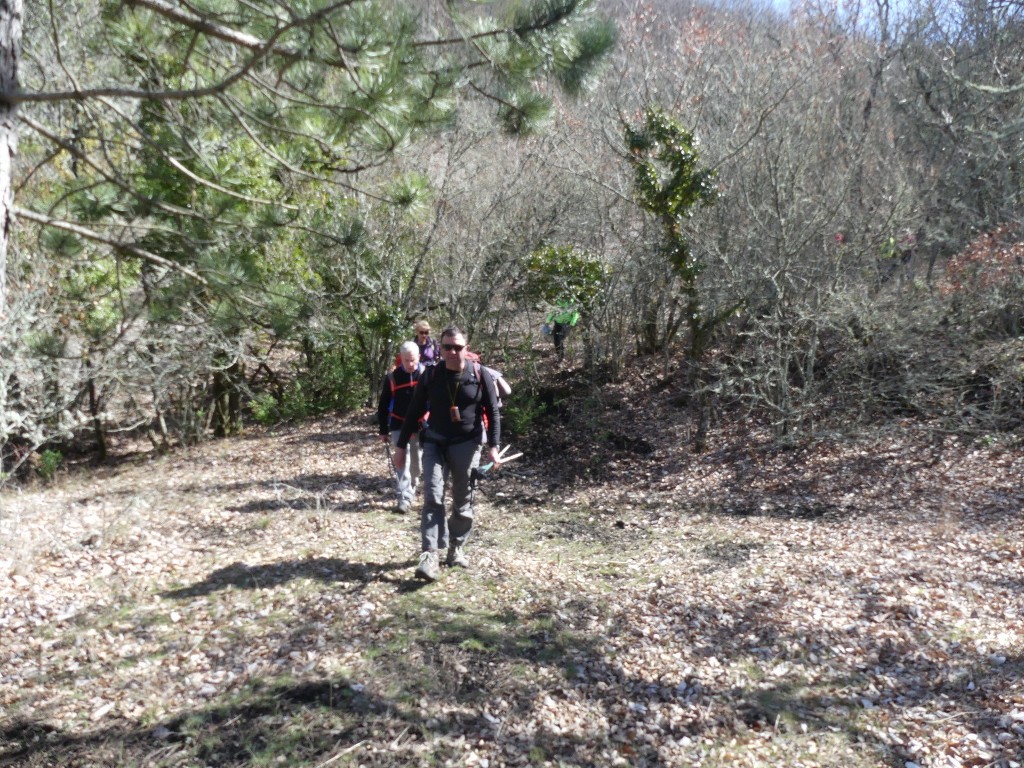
[{"xmin": 376, "ymin": 377, "xmax": 391, "ymax": 437}]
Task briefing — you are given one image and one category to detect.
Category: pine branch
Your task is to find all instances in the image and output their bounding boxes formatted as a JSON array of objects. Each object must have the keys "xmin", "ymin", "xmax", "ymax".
[
  {"xmin": 18, "ymin": 114, "xmax": 205, "ymax": 221},
  {"xmin": 11, "ymin": 0, "xmax": 356, "ymax": 105},
  {"xmin": 14, "ymin": 206, "xmax": 208, "ymax": 284}
]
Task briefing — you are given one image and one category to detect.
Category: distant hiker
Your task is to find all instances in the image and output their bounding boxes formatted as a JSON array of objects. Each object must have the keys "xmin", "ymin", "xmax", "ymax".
[
  {"xmin": 377, "ymin": 341, "xmax": 425, "ymax": 514},
  {"xmin": 393, "ymin": 325, "xmax": 503, "ymax": 582},
  {"xmin": 413, "ymin": 320, "xmax": 441, "ymax": 366},
  {"xmin": 546, "ymin": 301, "xmax": 580, "ymax": 360}
]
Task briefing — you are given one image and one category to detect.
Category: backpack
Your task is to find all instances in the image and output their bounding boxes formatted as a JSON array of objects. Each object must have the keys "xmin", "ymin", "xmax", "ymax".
[
  {"xmin": 482, "ymin": 365, "xmax": 511, "ymax": 408},
  {"xmin": 464, "ymin": 351, "xmax": 511, "ymax": 408},
  {"xmin": 469, "ymin": 360, "xmax": 509, "ymax": 443}
]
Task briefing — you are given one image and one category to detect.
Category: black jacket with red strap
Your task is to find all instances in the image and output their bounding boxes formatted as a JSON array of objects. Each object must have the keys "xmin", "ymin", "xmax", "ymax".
[
  {"xmin": 396, "ymin": 362, "xmax": 500, "ymax": 450},
  {"xmin": 377, "ymin": 363, "xmax": 425, "ymax": 434}
]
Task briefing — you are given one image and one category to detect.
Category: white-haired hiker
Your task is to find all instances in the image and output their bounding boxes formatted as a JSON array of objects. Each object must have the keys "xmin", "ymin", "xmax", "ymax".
[{"xmin": 376, "ymin": 341, "xmax": 424, "ymax": 514}]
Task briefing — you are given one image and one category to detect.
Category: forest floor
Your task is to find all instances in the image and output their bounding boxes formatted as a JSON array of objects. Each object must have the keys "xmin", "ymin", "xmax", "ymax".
[{"xmin": 1, "ymin": 361, "xmax": 1023, "ymax": 768}]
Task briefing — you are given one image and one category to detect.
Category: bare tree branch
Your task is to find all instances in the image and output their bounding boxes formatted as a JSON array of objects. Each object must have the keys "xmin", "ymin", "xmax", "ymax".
[
  {"xmin": 126, "ymin": 0, "xmax": 282, "ymax": 52},
  {"xmin": 10, "ymin": 0, "xmax": 359, "ymax": 105}
]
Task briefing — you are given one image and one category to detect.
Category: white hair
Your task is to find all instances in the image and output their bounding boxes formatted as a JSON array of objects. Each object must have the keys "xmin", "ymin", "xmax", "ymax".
[{"xmin": 399, "ymin": 341, "xmax": 419, "ymax": 357}]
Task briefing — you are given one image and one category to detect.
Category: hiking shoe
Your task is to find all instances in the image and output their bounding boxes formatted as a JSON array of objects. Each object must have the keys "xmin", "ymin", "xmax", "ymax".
[
  {"xmin": 395, "ymin": 500, "xmax": 411, "ymax": 514},
  {"xmin": 446, "ymin": 545, "xmax": 468, "ymax": 569},
  {"xmin": 415, "ymin": 550, "xmax": 440, "ymax": 582}
]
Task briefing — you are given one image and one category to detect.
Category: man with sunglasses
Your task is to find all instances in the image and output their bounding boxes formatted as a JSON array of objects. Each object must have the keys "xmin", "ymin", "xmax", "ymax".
[{"xmin": 393, "ymin": 326, "xmax": 503, "ymax": 582}]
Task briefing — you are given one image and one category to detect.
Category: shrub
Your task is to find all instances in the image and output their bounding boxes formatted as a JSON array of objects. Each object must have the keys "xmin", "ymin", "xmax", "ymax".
[
  {"xmin": 38, "ymin": 449, "xmax": 62, "ymax": 482},
  {"xmin": 501, "ymin": 391, "xmax": 548, "ymax": 439},
  {"xmin": 941, "ymin": 224, "xmax": 1024, "ymax": 338},
  {"xmin": 248, "ymin": 393, "xmax": 279, "ymax": 426}
]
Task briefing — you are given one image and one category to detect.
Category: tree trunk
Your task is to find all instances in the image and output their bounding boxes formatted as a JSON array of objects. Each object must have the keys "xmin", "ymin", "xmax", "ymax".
[
  {"xmin": 212, "ymin": 360, "xmax": 243, "ymax": 437},
  {"xmin": 0, "ymin": 0, "xmax": 21, "ymax": 313},
  {"xmin": 85, "ymin": 357, "xmax": 108, "ymax": 461}
]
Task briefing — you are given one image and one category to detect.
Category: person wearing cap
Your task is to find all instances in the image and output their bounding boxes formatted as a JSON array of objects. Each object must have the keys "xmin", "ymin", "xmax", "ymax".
[{"xmin": 413, "ymin": 320, "xmax": 441, "ymax": 366}]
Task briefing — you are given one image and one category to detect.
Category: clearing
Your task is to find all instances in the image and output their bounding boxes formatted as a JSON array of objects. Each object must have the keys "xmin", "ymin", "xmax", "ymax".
[{"xmin": 2, "ymin": 382, "xmax": 1023, "ymax": 767}]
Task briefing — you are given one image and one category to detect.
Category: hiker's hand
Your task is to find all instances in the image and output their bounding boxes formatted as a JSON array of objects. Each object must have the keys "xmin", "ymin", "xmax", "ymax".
[
  {"xmin": 488, "ymin": 446, "xmax": 503, "ymax": 467},
  {"xmin": 393, "ymin": 447, "xmax": 406, "ymax": 472},
  {"xmin": 379, "ymin": 434, "xmax": 390, "ymax": 443}
]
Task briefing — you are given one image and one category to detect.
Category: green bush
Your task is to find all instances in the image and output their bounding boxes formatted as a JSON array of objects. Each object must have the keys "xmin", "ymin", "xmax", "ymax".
[
  {"xmin": 248, "ymin": 346, "xmax": 365, "ymax": 424},
  {"xmin": 248, "ymin": 393, "xmax": 279, "ymax": 426},
  {"xmin": 299, "ymin": 347, "xmax": 365, "ymax": 413},
  {"xmin": 38, "ymin": 449, "xmax": 62, "ymax": 482},
  {"xmin": 501, "ymin": 391, "xmax": 548, "ymax": 439}
]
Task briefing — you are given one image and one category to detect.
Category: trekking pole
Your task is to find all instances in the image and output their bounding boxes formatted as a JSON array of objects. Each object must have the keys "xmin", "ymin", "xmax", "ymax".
[
  {"xmin": 471, "ymin": 445, "xmax": 523, "ymax": 504},
  {"xmin": 478, "ymin": 444, "xmax": 523, "ymax": 474},
  {"xmin": 383, "ymin": 442, "xmax": 398, "ymax": 480}
]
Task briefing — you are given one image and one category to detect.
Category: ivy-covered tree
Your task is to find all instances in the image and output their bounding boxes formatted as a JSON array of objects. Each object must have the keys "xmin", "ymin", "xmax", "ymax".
[
  {"xmin": 624, "ymin": 106, "xmax": 719, "ymax": 361},
  {"xmin": 624, "ymin": 105, "xmax": 720, "ymax": 448}
]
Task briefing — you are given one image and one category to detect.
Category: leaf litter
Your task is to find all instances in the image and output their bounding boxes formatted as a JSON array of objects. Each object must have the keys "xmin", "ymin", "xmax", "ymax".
[{"xmin": 1, "ymin": 399, "xmax": 1022, "ymax": 767}]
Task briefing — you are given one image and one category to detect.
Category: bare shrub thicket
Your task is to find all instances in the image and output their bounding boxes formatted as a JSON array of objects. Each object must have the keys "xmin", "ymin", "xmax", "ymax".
[
  {"xmin": 418, "ymin": 0, "xmax": 1023, "ymax": 446},
  {"xmin": 688, "ymin": 7, "xmax": 920, "ymax": 435},
  {"xmin": 0, "ymin": 248, "xmax": 267, "ymax": 486},
  {"xmin": 561, "ymin": 0, "xmax": 1024, "ymax": 440}
]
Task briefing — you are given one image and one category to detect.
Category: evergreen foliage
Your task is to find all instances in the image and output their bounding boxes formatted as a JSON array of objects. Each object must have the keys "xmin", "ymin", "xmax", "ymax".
[{"xmin": 3, "ymin": 0, "xmax": 615, "ymax": 462}]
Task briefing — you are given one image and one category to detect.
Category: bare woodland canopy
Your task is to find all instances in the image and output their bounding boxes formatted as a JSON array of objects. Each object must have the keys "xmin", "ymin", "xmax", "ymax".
[{"xmin": 1, "ymin": 0, "xmax": 1022, "ymax": 471}]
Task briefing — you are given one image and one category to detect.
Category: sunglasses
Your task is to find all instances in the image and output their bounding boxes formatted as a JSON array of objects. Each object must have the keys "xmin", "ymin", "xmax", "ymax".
[
  {"xmin": 417, "ymin": 331, "xmax": 430, "ymax": 336},
  {"xmin": 442, "ymin": 343, "xmax": 465, "ymax": 352}
]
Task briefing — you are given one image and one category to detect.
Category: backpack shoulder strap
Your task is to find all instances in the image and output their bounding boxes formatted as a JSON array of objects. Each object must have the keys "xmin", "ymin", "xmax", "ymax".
[
  {"xmin": 421, "ymin": 363, "xmax": 436, "ymax": 390},
  {"xmin": 390, "ymin": 366, "xmax": 422, "ymax": 395},
  {"xmin": 474, "ymin": 362, "xmax": 497, "ymax": 403}
]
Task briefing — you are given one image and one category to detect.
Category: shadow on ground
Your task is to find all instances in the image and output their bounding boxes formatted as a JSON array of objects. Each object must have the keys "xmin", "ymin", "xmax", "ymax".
[{"xmin": 161, "ymin": 557, "xmax": 416, "ymax": 598}]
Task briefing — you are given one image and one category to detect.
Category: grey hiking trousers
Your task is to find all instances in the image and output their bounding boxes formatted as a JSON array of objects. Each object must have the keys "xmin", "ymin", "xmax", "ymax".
[
  {"xmin": 419, "ymin": 436, "xmax": 481, "ymax": 553},
  {"xmin": 390, "ymin": 429, "xmax": 421, "ymax": 507}
]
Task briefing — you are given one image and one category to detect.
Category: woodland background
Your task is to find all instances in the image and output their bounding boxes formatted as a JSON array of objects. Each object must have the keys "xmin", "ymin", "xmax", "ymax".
[{"xmin": 0, "ymin": 0, "xmax": 1022, "ymax": 474}]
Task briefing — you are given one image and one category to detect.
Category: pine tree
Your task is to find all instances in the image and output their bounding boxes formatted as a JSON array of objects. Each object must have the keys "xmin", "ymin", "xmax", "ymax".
[
  {"xmin": 4, "ymin": 0, "xmax": 616, "ymax": 309},
  {"xmin": 0, "ymin": 0, "xmax": 614, "ymax": 448}
]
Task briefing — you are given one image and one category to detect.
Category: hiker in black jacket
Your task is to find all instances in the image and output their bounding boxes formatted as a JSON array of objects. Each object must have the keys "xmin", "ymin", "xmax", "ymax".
[
  {"xmin": 377, "ymin": 341, "xmax": 424, "ymax": 514},
  {"xmin": 393, "ymin": 326, "xmax": 503, "ymax": 582}
]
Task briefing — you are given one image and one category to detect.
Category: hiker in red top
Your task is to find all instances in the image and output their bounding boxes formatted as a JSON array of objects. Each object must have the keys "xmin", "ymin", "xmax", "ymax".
[
  {"xmin": 393, "ymin": 326, "xmax": 503, "ymax": 582},
  {"xmin": 376, "ymin": 341, "xmax": 425, "ymax": 514}
]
